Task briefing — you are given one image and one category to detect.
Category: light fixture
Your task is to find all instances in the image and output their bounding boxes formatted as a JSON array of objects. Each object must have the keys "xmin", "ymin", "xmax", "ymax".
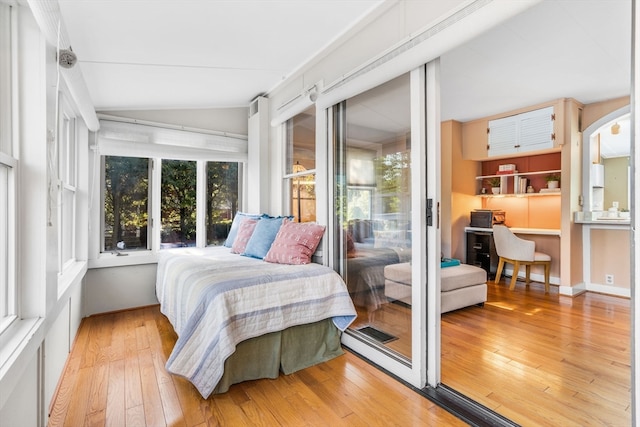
[
  {"xmin": 611, "ymin": 122, "xmax": 621, "ymax": 135},
  {"xmin": 292, "ymin": 161, "xmax": 306, "ymax": 174}
]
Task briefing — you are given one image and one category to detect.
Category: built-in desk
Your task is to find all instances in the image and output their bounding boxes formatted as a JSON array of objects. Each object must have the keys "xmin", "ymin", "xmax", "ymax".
[
  {"xmin": 464, "ymin": 226, "xmax": 561, "ymax": 285},
  {"xmin": 465, "ymin": 227, "xmax": 561, "ymax": 236}
]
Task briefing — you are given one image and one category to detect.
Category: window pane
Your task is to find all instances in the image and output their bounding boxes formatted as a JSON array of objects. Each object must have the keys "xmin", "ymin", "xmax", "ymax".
[
  {"xmin": 334, "ymin": 73, "xmax": 412, "ymax": 359},
  {"xmin": 161, "ymin": 160, "xmax": 196, "ymax": 248},
  {"xmin": 61, "ymin": 187, "xmax": 75, "ymax": 265},
  {"xmin": 285, "ymin": 106, "xmax": 316, "ymax": 174},
  {"xmin": 104, "ymin": 156, "xmax": 149, "ymax": 251},
  {"xmin": 0, "ymin": 4, "xmax": 11, "ymax": 156},
  {"xmin": 0, "ymin": 165, "xmax": 7, "ymax": 318},
  {"xmin": 290, "ymin": 173, "xmax": 316, "ymax": 222},
  {"xmin": 206, "ymin": 162, "xmax": 238, "ymax": 246}
]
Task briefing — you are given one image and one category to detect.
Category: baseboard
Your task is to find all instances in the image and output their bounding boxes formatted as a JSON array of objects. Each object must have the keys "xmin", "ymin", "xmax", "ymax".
[
  {"xmin": 559, "ymin": 283, "xmax": 586, "ymax": 296},
  {"xmin": 583, "ymin": 282, "xmax": 630, "ymax": 298},
  {"xmin": 503, "ymin": 267, "xmax": 560, "ymax": 285}
]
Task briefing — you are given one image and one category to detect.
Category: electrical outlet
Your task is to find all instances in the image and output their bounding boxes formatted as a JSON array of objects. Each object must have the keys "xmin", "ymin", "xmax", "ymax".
[{"xmin": 605, "ymin": 274, "xmax": 614, "ymax": 285}]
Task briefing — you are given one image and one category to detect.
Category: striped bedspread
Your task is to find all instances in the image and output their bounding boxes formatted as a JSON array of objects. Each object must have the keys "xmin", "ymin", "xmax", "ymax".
[{"xmin": 156, "ymin": 246, "xmax": 356, "ymax": 398}]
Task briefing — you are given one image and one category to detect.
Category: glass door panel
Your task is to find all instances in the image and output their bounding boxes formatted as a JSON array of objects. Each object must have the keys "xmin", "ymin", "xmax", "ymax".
[{"xmin": 334, "ymin": 73, "xmax": 413, "ymax": 361}]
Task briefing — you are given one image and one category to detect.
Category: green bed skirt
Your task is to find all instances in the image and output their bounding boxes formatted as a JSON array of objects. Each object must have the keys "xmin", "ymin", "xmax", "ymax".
[{"xmin": 212, "ymin": 318, "xmax": 343, "ymax": 394}]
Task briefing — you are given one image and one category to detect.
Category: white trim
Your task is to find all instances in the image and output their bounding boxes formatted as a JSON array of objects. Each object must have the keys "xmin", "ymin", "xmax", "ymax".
[
  {"xmin": 630, "ymin": 3, "xmax": 639, "ymax": 424},
  {"xmin": 424, "ymin": 60, "xmax": 441, "ymax": 388},
  {"xmin": 88, "ymin": 251, "xmax": 157, "ymax": 269},
  {"xmin": 316, "ymin": 0, "xmax": 541, "ymax": 111},
  {"xmin": 97, "ymin": 113, "xmax": 247, "ymax": 141},
  {"xmin": 502, "ymin": 267, "xmax": 560, "ymax": 286},
  {"xmin": 270, "ymin": 81, "xmax": 323, "ymax": 127},
  {"xmin": 195, "ymin": 161, "xmax": 206, "ymax": 248},
  {"xmin": 25, "ymin": 0, "xmax": 99, "ymax": 131},
  {"xmin": 410, "ymin": 64, "xmax": 429, "ymax": 389},
  {"xmin": 558, "ymin": 283, "xmax": 586, "ymax": 297}
]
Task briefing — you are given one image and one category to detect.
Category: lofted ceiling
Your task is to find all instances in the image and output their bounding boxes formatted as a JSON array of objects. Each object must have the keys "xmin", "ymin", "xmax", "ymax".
[{"xmin": 58, "ymin": 0, "xmax": 631, "ymax": 155}]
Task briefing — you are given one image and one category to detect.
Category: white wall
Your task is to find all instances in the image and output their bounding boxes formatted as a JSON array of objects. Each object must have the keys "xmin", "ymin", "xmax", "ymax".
[
  {"xmin": 85, "ymin": 264, "xmax": 158, "ymax": 315},
  {"xmin": 0, "ymin": 5, "xmax": 87, "ymax": 425}
]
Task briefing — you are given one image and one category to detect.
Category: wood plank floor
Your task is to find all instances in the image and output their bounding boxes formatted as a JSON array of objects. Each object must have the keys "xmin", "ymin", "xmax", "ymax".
[
  {"xmin": 349, "ymin": 278, "xmax": 631, "ymax": 426},
  {"xmin": 48, "ymin": 278, "xmax": 631, "ymax": 427},
  {"xmin": 47, "ymin": 305, "xmax": 466, "ymax": 427},
  {"xmin": 441, "ymin": 280, "xmax": 631, "ymax": 427}
]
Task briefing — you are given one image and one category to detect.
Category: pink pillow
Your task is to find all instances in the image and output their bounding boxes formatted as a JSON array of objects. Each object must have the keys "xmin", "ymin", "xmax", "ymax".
[
  {"xmin": 264, "ymin": 220, "xmax": 326, "ymax": 265},
  {"xmin": 230, "ymin": 219, "xmax": 258, "ymax": 254}
]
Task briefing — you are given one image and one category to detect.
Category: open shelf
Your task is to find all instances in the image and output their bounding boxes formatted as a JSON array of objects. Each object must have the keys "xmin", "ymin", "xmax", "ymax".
[{"xmin": 475, "ymin": 169, "xmax": 561, "ymax": 180}]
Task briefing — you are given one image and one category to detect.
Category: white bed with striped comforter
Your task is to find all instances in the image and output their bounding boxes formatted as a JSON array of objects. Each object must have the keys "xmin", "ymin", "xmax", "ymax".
[{"xmin": 156, "ymin": 246, "xmax": 356, "ymax": 398}]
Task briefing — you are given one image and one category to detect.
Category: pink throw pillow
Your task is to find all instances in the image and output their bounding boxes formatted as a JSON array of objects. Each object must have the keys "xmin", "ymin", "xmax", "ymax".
[
  {"xmin": 230, "ymin": 219, "xmax": 258, "ymax": 254},
  {"xmin": 264, "ymin": 220, "xmax": 326, "ymax": 265}
]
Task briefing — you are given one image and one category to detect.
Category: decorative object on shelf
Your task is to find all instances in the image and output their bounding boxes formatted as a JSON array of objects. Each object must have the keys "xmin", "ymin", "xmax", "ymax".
[
  {"xmin": 485, "ymin": 177, "xmax": 502, "ymax": 194},
  {"xmin": 545, "ymin": 173, "xmax": 560, "ymax": 189},
  {"xmin": 526, "ymin": 185, "xmax": 535, "ymax": 193},
  {"xmin": 619, "ymin": 208, "xmax": 630, "ymax": 219}
]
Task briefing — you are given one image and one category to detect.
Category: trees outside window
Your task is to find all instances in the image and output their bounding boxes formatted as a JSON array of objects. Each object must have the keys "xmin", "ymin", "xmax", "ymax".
[
  {"xmin": 103, "ymin": 156, "xmax": 240, "ymax": 252},
  {"xmin": 206, "ymin": 162, "xmax": 238, "ymax": 246},
  {"xmin": 103, "ymin": 156, "xmax": 149, "ymax": 251}
]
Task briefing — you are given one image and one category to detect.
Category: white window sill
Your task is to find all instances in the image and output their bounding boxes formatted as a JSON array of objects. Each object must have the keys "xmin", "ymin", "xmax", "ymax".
[
  {"xmin": 57, "ymin": 260, "xmax": 88, "ymax": 299},
  {"xmin": 0, "ymin": 317, "xmax": 44, "ymax": 409},
  {"xmin": 88, "ymin": 251, "xmax": 158, "ymax": 269}
]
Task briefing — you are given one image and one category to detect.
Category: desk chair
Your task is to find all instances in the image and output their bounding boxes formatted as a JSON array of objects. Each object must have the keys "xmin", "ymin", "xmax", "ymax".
[{"xmin": 493, "ymin": 225, "xmax": 551, "ymax": 293}]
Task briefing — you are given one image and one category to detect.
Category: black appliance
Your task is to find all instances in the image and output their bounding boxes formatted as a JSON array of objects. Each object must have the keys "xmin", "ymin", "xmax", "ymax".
[{"xmin": 470, "ymin": 210, "xmax": 505, "ymax": 228}]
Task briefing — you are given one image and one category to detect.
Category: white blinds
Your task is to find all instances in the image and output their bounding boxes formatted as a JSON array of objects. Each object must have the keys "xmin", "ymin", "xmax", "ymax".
[{"xmin": 96, "ymin": 119, "xmax": 248, "ymax": 162}]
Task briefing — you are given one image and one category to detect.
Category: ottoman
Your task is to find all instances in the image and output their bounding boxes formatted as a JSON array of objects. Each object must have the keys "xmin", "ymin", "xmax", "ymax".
[{"xmin": 384, "ymin": 263, "xmax": 487, "ymax": 313}]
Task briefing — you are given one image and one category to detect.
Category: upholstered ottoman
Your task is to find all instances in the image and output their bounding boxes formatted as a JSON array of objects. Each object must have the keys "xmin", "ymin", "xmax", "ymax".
[{"xmin": 384, "ymin": 263, "xmax": 487, "ymax": 313}]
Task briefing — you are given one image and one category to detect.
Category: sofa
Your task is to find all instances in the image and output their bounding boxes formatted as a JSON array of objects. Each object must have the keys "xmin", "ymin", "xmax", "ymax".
[{"xmin": 384, "ymin": 262, "xmax": 487, "ymax": 313}]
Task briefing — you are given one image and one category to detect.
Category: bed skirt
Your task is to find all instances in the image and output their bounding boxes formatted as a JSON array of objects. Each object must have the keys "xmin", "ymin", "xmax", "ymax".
[{"xmin": 212, "ymin": 318, "xmax": 343, "ymax": 394}]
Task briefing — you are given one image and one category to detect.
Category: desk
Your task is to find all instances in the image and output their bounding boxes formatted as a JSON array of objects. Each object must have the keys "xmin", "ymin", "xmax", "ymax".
[{"xmin": 464, "ymin": 226, "xmax": 561, "ymax": 283}]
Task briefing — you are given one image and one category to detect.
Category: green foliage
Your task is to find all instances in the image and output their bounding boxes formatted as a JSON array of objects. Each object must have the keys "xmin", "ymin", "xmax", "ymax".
[
  {"xmin": 161, "ymin": 160, "xmax": 197, "ymax": 244},
  {"xmin": 545, "ymin": 173, "xmax": 561, "ymax": 182},
  {"xmin": 485, "ymin": 177, "xmax": 501, "ymax": 187},
  {"xmin": 104, "ymin": 156, "xmax": 149, "ymax": 250}
]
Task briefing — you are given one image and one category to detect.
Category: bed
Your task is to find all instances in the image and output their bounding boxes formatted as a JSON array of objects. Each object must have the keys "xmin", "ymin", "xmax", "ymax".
[
  {"xmin": 156, "ymin": 246, "xmax": 356, "ymax": 398},
  {"xmin": 346, "ymin": 245, "xmax": 411, "ymax": 311}
]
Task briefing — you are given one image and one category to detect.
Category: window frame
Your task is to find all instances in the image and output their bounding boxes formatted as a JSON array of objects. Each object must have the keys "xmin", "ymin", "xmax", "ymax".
[
  {"xmin": 282, "ymin": 106, "xmax": 317, "ymax": 222},
  {"xmin": 57, "ymin": 96, "xmax": 78, "ymax": 273},
  {"xmin": 100, "ymin": 155, "xmax": 153, "ymax": 254},
  {"xmin": 0, "ymin": 1, "xmax": 16, "ymax": 336},
  {"xmin": 90, "ymin": 119, "xmax": 247, "ymax": 267}
]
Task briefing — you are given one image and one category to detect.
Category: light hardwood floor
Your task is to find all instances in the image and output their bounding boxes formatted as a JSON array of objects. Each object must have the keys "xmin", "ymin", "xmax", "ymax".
[
  {"xmin": 351, "ymin": 278, "xmax": 631, "ymax": 426},
  {"xmin": 48, "ymin": 279, "xmax": 631, "ymax": 427},
  {"xmin": 442, "ymin": 280, "xmax": 630, "ymax": 426},
  {"xmin": 47, "ymin": 305, "xmax": 466, "ymax": 427}
]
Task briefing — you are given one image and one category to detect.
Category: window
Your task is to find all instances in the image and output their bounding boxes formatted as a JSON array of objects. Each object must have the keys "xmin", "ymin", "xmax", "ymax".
[
  {"xmin": 103, "ymin": 156, "xmax": 150, "ymax": 252},
  {"xmin": 0, "ymin": 2, "xmax": 15, "ymax": 333},
  {"xmin": 95, "ymin": 119, "xmax": 246, "ymax": 257},
  {"xmin": 101, "ymin": 156, "xmax": 241, "ymax": 252},
  {"xmin": 206, "ymin": 162, "xmax": 239, "ymax": 246},
  {"xmin": 161, "ymin": 160, "xmax": 196, "ymax": 248},
  {"xmin": 284, "ymin": 106, "xmax": 316, "ymax": 222},
  {"xmin": 58, "ymin": 106, "xmax": 77, "ymax": 270}
]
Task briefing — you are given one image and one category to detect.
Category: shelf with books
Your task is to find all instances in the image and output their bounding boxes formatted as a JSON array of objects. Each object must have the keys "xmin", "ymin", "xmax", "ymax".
[{"xmin": 476, "ymin": 169, "xmax": 561, "ymax": 195}]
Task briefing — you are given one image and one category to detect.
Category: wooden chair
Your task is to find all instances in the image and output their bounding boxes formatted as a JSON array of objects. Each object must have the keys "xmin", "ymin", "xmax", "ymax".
[{"xmin": 492, "ymin": 225, "xmax": 551, "ymax": 293}]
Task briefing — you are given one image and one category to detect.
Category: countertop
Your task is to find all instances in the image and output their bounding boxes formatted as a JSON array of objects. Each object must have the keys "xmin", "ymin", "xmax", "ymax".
[
  {"xmin": 574, "ymin": 211, "xmax": 631, "ymax": 226},
  {"xmin": 465, "ymin": 226, "xmax": 561, "ymax": 236}
]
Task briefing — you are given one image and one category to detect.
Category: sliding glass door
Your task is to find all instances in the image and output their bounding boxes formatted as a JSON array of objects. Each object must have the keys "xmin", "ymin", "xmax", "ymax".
[{"xmin": 331, "ymin": 65, "xmax": 436, "ymax": 387}]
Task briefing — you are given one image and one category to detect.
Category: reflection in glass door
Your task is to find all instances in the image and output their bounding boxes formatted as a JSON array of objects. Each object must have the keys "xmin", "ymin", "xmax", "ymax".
[{"xmin": 333, "ymin": 74, "xmax": 414, "ymax": 361}]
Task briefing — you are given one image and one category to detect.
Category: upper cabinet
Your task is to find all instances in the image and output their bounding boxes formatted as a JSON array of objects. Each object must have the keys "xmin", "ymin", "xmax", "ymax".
[
  {"xmin": 488, "ymin": 106, "xmax": 554, "ymax": 157},
  {"xmin": 462, "ymin": 99, "xmax": 567, "ymax": 160}
]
